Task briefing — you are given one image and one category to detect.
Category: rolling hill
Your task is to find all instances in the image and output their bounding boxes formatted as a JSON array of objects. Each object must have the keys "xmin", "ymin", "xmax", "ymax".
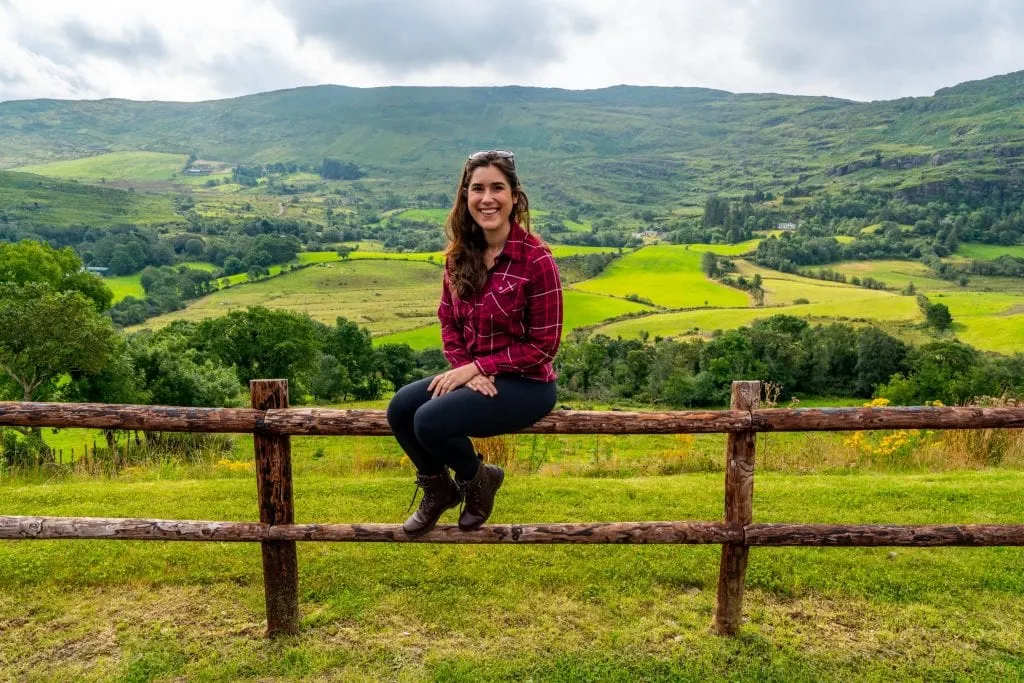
[{"xmin": 3, "ymin": 71, "xmax": 1024, "ymax": 213}]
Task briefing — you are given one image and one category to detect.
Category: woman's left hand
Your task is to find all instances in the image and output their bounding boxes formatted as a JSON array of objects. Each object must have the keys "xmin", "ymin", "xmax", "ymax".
[{"xmin": 427, "ymin": 363, "xmax": 482, "ymax": 398}]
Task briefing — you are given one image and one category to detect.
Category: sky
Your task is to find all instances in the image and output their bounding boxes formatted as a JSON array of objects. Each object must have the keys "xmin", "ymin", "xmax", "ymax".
[{"xmin": 1, "ymin": 0, "xmax": 1023, "ymax": 103}]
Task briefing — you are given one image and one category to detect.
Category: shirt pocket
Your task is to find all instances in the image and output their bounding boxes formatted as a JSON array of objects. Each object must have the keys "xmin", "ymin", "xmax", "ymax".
[{"xmin": 487, "ymin": 280, "xmax": 525, "ymax": 322}]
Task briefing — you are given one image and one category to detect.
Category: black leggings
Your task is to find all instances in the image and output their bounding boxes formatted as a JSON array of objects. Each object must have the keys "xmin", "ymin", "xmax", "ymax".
[{"xmin": 386, "ymin": 375, "xmax": 557, "ymax": 480}]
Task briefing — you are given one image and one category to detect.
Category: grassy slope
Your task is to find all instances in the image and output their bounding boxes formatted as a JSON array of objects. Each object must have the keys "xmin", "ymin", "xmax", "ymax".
[
  {"xmin": 1, "ymin": 470, "xmax": 1022, "ymax": 679},
  {"xmin": 0, "ymin": 170, "xmax": 180, "ymax": 228},
  {"xmin": 136, "ymin": 260, "xmax": 443, "ymax": 334},
  {"xmin": 574, "ymin": 246, "xmax": 751, "ymax": 308},
  {"xmin": 16, "ymin": 151, "xmax": 188, "ymax": 181}
]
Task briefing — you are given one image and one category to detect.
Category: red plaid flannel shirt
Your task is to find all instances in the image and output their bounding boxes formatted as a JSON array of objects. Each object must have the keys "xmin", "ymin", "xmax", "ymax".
[{"xmin": 438, "ymin": 222, "xmax": 563, "ymax": 382}]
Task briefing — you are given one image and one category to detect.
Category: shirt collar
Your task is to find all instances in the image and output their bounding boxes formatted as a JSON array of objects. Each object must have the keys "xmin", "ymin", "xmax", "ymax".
[{"xmin": 497, "ymin": 220, "xmax": 527, "ymax": 263}]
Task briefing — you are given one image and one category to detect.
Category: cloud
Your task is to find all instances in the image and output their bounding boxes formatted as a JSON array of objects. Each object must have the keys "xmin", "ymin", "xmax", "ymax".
[
  {"xmin": 740, "ymin": 0, "xmax": 1024, "ymax": 99},
  {"xmin": 60, "ymin": 21, "xmax": 168, "ymax": 64},
  {"xmin": 273, "ymin": 0, "xmax": 598, "ymax": 73}
]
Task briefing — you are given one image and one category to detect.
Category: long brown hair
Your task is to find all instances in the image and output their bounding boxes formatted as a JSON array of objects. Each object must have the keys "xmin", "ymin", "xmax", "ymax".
[{"xmin": 445, "ymin": 152, "xmax": 532, "ymax": 299}]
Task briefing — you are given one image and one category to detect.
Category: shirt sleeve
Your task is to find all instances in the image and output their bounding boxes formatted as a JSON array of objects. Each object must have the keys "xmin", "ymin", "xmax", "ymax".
[
  {"xmin": 473, "ymin": 252, "xmax": 563, "ymax": 376},
  {"xmin": 438, "ymin": 269, "xmax": 475, "ymax": 368}
]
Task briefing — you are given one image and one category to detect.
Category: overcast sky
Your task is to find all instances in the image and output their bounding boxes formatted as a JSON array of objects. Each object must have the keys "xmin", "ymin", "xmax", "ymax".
[{"xmin": 1, "ymin": 0, "xmax": 1023, "ymax": 103}]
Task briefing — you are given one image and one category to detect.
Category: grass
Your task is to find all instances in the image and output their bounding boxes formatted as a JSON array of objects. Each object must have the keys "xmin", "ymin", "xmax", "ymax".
[
  {"xmin": 596, "ymin": 297, "xmax": 922, "ymax": 340},
  {"xmin": 955, "ymin": 242, "xmax": 1024, "ymax": 260},
  {"xmin": 16, "ymin": 151, "xmax": 189, "ymax": 182},
  {"xmin": 574, "ymin": 246, "xmax": 751, "ymax": 308},
  {"xmin": 687, "ymin": 239, "xmax": 762, "ymax": 256},
  {"xmin": 734, "ymin": 260, "xmax": 905, "ymax": 306},
  {"xmin": 1, "ymin": 467, "xmax": 1023, "ymax": 679},
  {"xmin": 102, "ymin": 274, "xmax": 145, "ymax": 303},
  {"xmin": 137, "ymin": 260, "xmax": 443, "ymax": 334}
]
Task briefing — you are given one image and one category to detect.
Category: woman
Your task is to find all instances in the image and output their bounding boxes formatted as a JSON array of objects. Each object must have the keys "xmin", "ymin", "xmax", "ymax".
[{"xmin": 386, "ymin": 150, "xmax": 563, "ymax": 536}]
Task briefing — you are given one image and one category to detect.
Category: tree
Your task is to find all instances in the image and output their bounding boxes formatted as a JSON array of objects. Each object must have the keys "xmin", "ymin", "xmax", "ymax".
[
  {"xmin": 926, "ymin": 302, "xmax": 953, "ymax": 331},
  {"xmin": 0, "ymin": 283, "xmax": 116, "ymax": 402},
  {"xmin": 195, "ymin": 307, "xmax": 322, "ymax": 396},
  {"xmin": 0, "ymin": 240, "xmax": 112, "ymax": 311},
  {"xmin": 376, "ymin": 344, "xmax": 417, "ymax": 391}
]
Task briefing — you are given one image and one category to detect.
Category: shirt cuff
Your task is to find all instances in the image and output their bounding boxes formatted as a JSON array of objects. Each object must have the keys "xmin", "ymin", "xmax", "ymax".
[{"xmin": 474, "ymin": 357, "xmax": 498, "ymax": 376}]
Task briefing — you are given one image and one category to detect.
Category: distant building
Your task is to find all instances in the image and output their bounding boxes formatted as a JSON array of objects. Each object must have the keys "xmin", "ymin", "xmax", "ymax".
[
  {"xmin": 184, "ymin": 167, "xmax": 211, "ymax": 175},
  {"xmin": 85, "ymin": 266, "xmax": 109, "ymax": 275},
  {"xmin": 776, "ymin": 222, "xmax": 797, "ymax": 231}
]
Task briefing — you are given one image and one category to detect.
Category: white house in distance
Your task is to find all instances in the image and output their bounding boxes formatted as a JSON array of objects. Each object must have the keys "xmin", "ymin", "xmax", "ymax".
[{"xmin": 776, "ymin": 222, "xmax": 797, "ymax": 231}]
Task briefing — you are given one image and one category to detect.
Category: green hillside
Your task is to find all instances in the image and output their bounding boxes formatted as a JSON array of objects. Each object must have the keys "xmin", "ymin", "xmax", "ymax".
[
  {"xmin": 0, "ymin": 170, "xmax": 180, "ymax": 229},
  {"xmin": 3, "ymin": 72, "xmax": 1024, "ymax": 211}
]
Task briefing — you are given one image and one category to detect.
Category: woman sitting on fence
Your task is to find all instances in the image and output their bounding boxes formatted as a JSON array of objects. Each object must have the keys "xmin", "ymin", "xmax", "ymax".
[{"xmin": 387, "ymin": 150, "xmax": 563, "ymax": 536}]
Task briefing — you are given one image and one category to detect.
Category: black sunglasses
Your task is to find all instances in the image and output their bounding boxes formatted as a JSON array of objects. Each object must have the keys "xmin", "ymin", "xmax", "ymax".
[{"xmin": 468, "ymin": 150, "xmax": 515, "ymax": 164}]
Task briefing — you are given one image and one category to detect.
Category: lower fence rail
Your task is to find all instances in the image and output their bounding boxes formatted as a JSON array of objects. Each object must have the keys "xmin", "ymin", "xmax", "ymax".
[{"xmin": 4, "ymin": 516, "xmax": 1023, "ymax": 546}]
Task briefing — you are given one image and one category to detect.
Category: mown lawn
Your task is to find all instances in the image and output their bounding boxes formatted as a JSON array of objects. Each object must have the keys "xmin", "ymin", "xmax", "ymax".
[{"xmin": 1, "ymin": 469, "xmax": 1022, "ymax": 680}]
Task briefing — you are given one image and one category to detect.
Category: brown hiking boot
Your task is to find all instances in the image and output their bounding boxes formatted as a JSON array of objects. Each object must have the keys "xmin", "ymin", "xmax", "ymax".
[
  {"xmin": 457, "ymin": 462, "xmax": 505, "ymax": 531},
  {"xmin": 403, "ymin": 471, "xmax": 463, "ymax": 536}
]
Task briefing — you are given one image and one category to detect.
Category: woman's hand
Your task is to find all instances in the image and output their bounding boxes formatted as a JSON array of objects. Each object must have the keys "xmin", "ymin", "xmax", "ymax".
[
  {"xmin": 428, "ymin": 363, "xmax": 485, "ymax": 398},
  {"xmin": 465, "ymin": 374, "xmax": 498, "ymax": 397}
]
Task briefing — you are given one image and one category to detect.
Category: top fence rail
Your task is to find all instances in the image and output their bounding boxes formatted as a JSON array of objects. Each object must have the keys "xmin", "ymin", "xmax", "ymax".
[{"xmin": 2, "ymin": 400, "xmax": 1024, "ymax": 435}]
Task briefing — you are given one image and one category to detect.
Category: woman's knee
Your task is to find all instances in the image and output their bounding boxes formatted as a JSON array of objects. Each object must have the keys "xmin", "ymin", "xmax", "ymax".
[
  {"xmin": 387, "ymin": 379, "xmax": 429, "ymax": 429},
  {"xmin": 412, "ymin": 401, "xmax": 450, "ymax": 446}
]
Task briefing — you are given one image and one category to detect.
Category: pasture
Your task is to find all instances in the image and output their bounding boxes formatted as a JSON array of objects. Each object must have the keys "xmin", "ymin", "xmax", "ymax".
[
  {"xmin": 137, "ymin": 260, "xmax": 443, "ymax": 334},
  {"xmin": 595, "ymin": 296, "xmax": 922, "ymax": 340},
  {"xmin": 574, "ymin": 246, "xmax": 751, "ymax": 308},
  {"xmin": 17, "ymin": 151, "xmax": 189, "ymax": 182}
]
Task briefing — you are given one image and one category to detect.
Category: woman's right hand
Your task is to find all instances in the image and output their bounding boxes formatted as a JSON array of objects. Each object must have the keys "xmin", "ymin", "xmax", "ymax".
[{"xmin": 465, "ymin": 374, "xmax": 498, "ymax": 397}]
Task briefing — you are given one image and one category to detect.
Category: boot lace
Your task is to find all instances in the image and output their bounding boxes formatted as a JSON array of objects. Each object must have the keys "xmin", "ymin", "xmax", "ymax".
[{"xmin": 406, "ymin": 474, "xmax": 437, "ymax": 513}]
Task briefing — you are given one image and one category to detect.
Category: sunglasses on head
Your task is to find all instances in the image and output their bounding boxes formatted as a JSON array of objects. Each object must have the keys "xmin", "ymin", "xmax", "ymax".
[{"xmin": 468, "ymin": 150, "xmax": 515, "ymax": 164}]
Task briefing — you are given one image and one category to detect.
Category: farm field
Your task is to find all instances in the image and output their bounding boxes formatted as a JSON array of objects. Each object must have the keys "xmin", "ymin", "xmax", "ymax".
[
  {"xmin": 136, "ymin": 260, "xmax": 443, "ymax": 334},
  {"xmin": 733, "ymin": 260, "xmax": 902, "ymax": 306},
  {"xmin": 574, "ymin": 246, "xmax": 751, "ymax": 308},
  {"xmin": 17, "ymin": 151, "xmax": 189, "ymax": 182},
  {"xmin": 595, "ymin": 296, "xmax": 922, "ymax": 340},
  {"xmin": 688, "ymin": 238, "xmax": 762, "ymax": 256},
  {"xmin": 954, "ymin": 242, "xmax": 1024, "ymax": 260},
  {"xmin": 2, "ymin": 468, "xmax": 1023, "ymax": 679},
  {"xmin": 103, "ymin": 274, "xmax": 145, "ymax": 302}
]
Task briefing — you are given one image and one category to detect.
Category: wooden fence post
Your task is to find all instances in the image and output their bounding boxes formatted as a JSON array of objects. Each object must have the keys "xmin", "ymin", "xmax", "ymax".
[
  {"xmin": 714, "ymin": 380, "xmax": 760, "ymax": 635},
  {"xmin": 250, "ymin": 379, "xmax": 299, "ymax": 637}
]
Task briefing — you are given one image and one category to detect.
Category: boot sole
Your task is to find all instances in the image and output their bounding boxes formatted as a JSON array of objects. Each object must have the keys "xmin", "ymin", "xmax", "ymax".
[
  {"xmin": 458, "ymin": 468, "xmax": 504, "ymax": 532},
  {"xmin": 402, "ymin": 497, "xmax": 463, "ymax": 537}
]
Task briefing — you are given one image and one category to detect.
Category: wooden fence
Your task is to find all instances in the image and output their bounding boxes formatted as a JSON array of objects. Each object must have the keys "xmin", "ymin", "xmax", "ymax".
[{"xmin": 2, "ymin": 379, "xmax": 1024, "ymax": 637}]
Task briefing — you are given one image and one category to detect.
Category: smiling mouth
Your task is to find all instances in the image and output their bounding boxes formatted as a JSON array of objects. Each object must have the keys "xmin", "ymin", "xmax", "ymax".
[{"xmin": 479, "ymin": 208, "xmax": 499, "ymax": 217}]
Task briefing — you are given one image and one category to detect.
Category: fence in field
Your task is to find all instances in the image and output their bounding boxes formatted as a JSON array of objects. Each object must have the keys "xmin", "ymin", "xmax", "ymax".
[{"xmin": 2, "ymin": 379, "xmax": 1024, "ymax": 637}]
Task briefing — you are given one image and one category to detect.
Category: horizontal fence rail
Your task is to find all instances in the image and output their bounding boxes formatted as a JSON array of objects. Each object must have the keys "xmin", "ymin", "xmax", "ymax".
[
  {"xmin": 5, "ymin": 401, "xmax": 1024, "ymax": 434},
  {"xmin": 6, "ymin": 517, "xmax": 1023, "ymax": 546},
  {"xmin": 2, "ymin": 380, "xmax": 1023, "ymax": 637}
]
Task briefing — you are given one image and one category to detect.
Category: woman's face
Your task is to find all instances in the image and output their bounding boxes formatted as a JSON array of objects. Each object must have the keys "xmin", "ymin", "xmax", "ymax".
[{"xmin": 466, "ymin": 164, "xmax": 516, "ymax": 234}]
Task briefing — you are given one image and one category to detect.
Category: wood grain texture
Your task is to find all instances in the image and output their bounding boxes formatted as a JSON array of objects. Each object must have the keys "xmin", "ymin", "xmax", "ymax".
[
  {"xmin": 0, "ymin": 517, "xmax": 741, "ymax": 544},
  {"xmin": 250, "ymin": 380, "xmax": 298, "ymax": 638},
  {"xmin": 715, "ymin": 380, "xmax": 760, "ymax": 636},
  {"xmin": 4, "ymin": 402, "xmax": 1024, "ymax": 435},
  {"xmin": 746, "ymin": 524, "xmax": 1024, "ymax": 546}
]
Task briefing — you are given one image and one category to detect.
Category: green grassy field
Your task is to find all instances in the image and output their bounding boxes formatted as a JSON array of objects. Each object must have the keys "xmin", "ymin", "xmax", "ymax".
[
  {"xmin": 734, "ymin": 261, "xmax": 903, "ymax": 306},
  {"xmin": 1, "ymin": 467, "xmax": 1022, "ymax": 680},
  {"xmin": 596, "ymin": 296, "xmax": 922, "ymax": 340},
  {"xmin": 138, "ymin": 260, "xmax": 443, "ymax": 334},
  {"xmin": 688, "ymin": 239, "xmax": 762, "ymax": 256},
  {"xmin": 955, "ymin": 243, "xmax": 1024, "ymax": 260},
  {"xmin": 0, "ymin": 170, "xmax": 180, "ymax": 228},
  {"xmin": 103, "ymin": 274, "xmax": 145, "ymax": 302},
  {"xmin": 17, "ymin": 151, "xmax": 189, "ymax": 182},
  {"xmin": 574, "ymin": 246, "xmax": 751, "ymax": 308}
]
